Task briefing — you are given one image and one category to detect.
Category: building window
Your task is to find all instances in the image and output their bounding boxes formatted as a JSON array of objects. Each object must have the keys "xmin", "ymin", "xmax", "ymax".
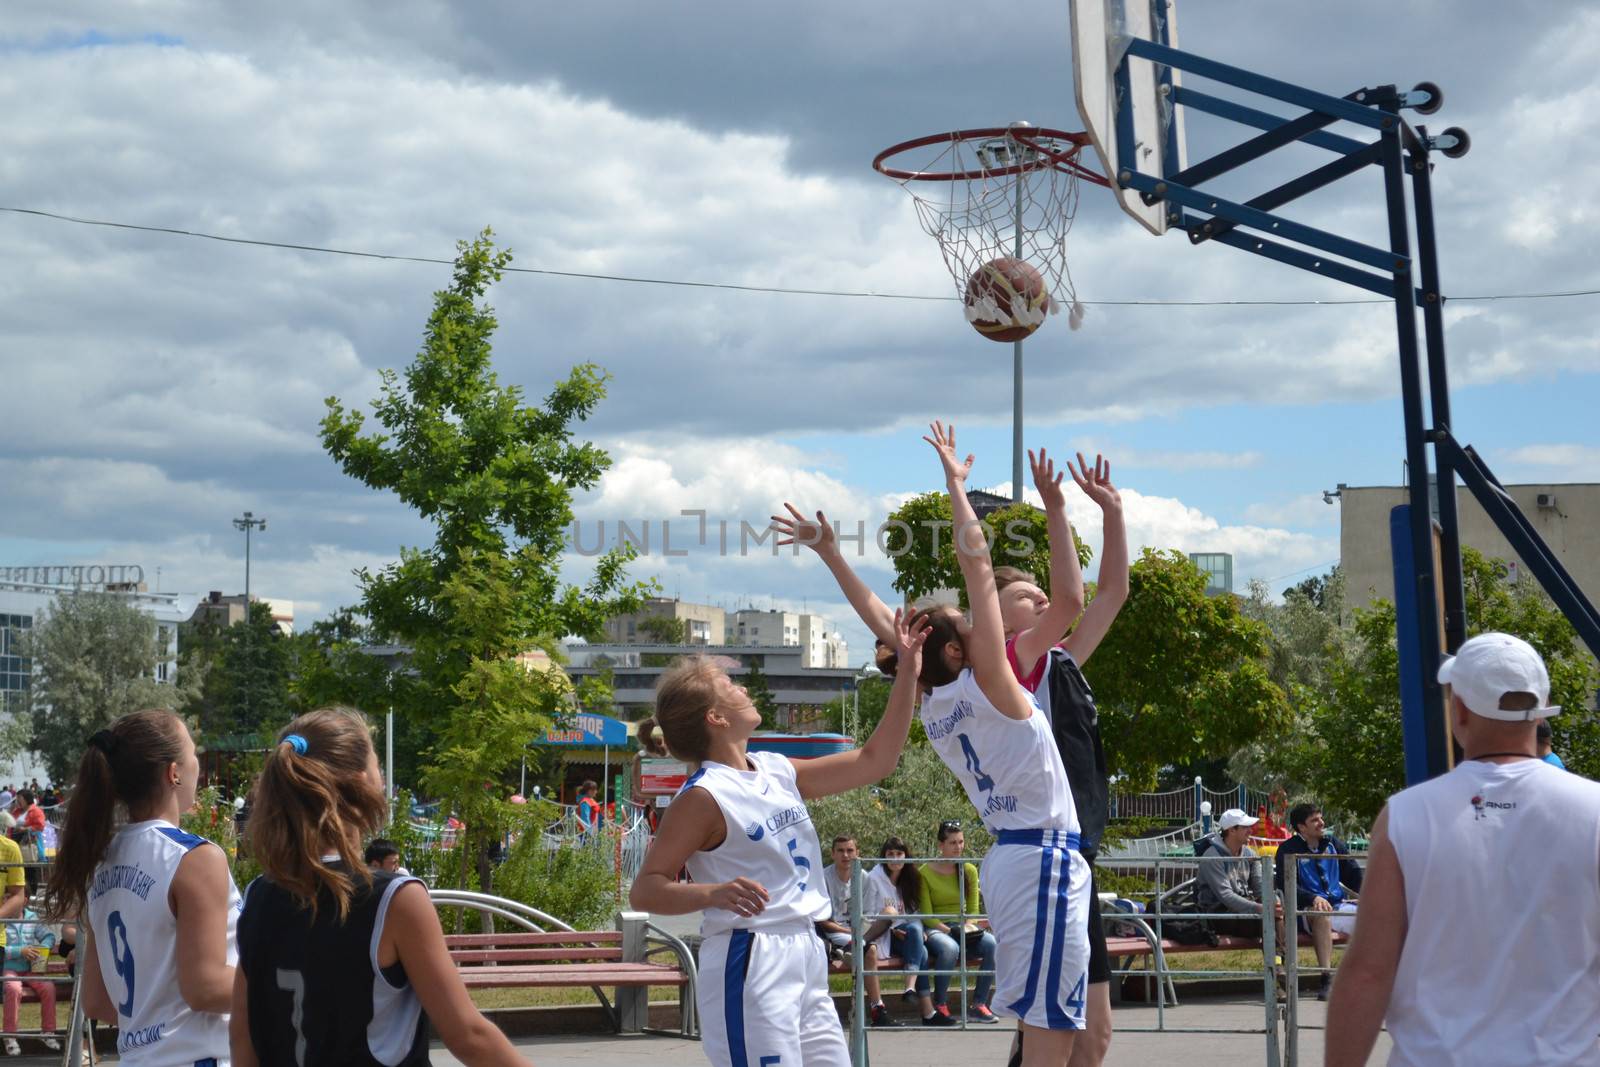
[{"xmin": 1188, "ymin": 552, "xmax": 1233, "ymax": 595}]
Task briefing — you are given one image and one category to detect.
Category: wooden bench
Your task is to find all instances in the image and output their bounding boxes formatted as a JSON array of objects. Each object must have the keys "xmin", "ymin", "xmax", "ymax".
[
  {"xmin": 447, "ymin": 930, "xmax": 688, "ymax": 991},
  {"xmin": 431, "ymin": 891, "xmax": 697, "ymax": 1037},
  {"xmin": 1105, "ymin": 921, "xmax": 1350, "ymax": 1006}
]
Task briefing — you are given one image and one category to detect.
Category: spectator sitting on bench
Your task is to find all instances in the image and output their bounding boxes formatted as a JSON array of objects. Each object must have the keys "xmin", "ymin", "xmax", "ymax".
[
  {"xmin": 1273, "ymin": 802, "xmax": 1362, "ymax": 1001},
  {"xmin": 818, "ymin": 834, "xmax": 901, "ymax": 1028},
  {"xmin": 1195, "ymin": 809, "xmax": 1282, "ymax": 946},
  {"xmin": 1, "ymin": 906, "xmax": 59, "ymax": 1056}
]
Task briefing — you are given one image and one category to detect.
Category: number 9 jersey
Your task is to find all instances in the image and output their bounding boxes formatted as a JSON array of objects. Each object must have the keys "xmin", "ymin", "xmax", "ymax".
[{"xmin": 86, "ymin": 819, "xmax": 241, "ymax": 1066}]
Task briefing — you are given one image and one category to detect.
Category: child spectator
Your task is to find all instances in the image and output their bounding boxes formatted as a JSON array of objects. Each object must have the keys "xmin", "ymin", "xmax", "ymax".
[{"xmin": 1, "ymin": 906, "xmax": 59, "ymax": 1055}]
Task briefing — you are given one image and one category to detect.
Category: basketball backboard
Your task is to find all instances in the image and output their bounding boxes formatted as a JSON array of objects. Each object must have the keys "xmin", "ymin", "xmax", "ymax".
[{"xmin": 1070, "ymin": 0, "xmax": 1188, "ymax": 235}]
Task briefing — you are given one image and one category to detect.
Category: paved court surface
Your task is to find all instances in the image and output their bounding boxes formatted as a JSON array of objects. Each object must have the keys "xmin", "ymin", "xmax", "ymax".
[{"xmin": 431, "ymin": 996, "xmax": 1391, "ymax": 1066}]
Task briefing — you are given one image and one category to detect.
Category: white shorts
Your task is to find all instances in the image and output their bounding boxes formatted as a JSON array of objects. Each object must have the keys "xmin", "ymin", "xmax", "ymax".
[
  {"xmin": 698, "ymin": 925, "xmax": 850, "ymax": 1067},
  {"xmin": 981, "ymin": 831, "xmax": 1090, "ymax": 1031}
]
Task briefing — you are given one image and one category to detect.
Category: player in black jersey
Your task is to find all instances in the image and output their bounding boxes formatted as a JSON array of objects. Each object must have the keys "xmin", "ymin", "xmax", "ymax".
[
  {"xmin": 997, "ymin": 451, "xmax": 1128, "ymax": 1067},
  {"xmin": 230, "ymin": 707, "xmax": 526, "ymax": 1067}
]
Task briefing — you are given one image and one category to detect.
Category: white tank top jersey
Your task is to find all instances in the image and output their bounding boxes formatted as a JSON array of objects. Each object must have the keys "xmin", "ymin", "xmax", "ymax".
[
  {"xmin": 85, "ymin": 819, "xmax": 242, "ymax": 1066},
  {"xmin": 678, "ymin": 750, "xmax": 831, "ymax": 938},
  {"xmin": 1384, "ymin": 759, "xmax": 1600, "ymax": 1066},
  {"xmin": 919, "ymin": 668, "xmax": 1078, "ymax": 834}
]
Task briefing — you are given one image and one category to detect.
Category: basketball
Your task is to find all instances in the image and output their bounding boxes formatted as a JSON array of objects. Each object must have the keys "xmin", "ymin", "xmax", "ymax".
[{"xmin": 963, "ymin": 257, "xmax": 1050, "ymax": 342}]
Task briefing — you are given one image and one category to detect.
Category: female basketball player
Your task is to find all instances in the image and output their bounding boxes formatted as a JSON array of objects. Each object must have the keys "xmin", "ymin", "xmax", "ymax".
[
  {"xmin": 230, "ymin": 707, "xmax": 524, "ymax": 1067},
  {"xmin": 46, "ymin": 709, "xmax": 238, "ymax": 1067},
  {"xmin": 996, "ymin": 453, "xmax": 1127, "ymax": 1067},
  {"xmin": 629, "ymin": 609, "xmax": 929, "ymax": 1067},
  {"xmin": 779, "ymin": 422, "xmax": 1091, "ymax": 1067}
]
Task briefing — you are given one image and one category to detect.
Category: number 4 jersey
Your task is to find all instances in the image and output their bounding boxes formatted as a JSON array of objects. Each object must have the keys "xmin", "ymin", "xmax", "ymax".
[
  {"xmin": 86, "ymin": 819, "xmax": 241, "ymax": 1066},
  {"xmin": 920, "ymin": 668, "xmax": 1079, "ymax": 835}
]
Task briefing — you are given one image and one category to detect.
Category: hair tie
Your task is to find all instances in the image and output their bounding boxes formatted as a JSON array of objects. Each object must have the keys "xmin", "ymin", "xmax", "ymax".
[
  {"xmin": 87, "ymin": 730, "xmax": 117, "ymax": 756},
  {"xmin": 282, "ymin": 734, "xmax": 308, "ymax": 755}
]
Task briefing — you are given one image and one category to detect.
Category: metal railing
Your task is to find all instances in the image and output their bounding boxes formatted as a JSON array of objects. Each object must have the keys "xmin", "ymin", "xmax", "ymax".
[{"xmin": 840, "ymin": 851, "xmax": 1365, "ymax": 1067}]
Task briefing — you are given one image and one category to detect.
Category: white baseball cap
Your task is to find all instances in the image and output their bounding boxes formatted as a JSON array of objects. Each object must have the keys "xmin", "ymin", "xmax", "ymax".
[
  {"xmin": 1218, "ymin": 808, "xmax": 1257, "ymax": 831},
  {"xmin": 1437, "ymin": 632, "xmax": 1560, "ymax": 722}
]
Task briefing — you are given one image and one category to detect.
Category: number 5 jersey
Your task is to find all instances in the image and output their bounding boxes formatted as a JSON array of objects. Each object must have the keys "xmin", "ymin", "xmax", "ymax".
[
  {"xmin": 679, "ymin": 751, "xmax": 831, "ymax": 937},
  {"xmin": 86, "ymin": 819, "xmax": 241, "ymax": 1066}
]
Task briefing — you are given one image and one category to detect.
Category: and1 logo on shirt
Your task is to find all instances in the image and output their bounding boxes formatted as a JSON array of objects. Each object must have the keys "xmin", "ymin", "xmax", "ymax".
[{"xmin": 1470, "ymin": 793, "xmax": 1517, "ymax": 820}]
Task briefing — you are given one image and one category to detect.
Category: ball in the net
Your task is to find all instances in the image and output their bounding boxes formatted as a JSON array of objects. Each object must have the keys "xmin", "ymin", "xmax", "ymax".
[{"xmin": 963, "ymin": 257, "xmax": 1049, "ymax": 342}]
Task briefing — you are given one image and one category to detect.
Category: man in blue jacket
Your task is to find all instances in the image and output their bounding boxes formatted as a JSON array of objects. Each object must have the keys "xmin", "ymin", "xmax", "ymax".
[{"xmin": 1273, "ymin": 802, "xmax": 1363, "ymax": 1000}]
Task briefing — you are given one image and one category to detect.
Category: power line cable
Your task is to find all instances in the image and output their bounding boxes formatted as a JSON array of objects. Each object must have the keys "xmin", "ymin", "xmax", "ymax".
[{"xmin": 5, "ymin": 205, "xmax": 1599, "ymax": 308}]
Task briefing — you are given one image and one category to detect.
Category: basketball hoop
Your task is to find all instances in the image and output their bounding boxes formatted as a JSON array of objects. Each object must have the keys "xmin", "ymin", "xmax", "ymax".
[{"xmin": 873, "ymin": 123, "xmax": 1109, "ymax": 334}]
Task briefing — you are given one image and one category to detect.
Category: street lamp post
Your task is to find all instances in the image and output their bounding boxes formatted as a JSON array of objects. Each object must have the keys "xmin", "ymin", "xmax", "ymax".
[
  {"xmin": 232, "ymin": 511, "xmax": 266, "ymax": 721},
  {"xmin": 232, "ymin": 511, "xmax": 267, "ymax": 607}
]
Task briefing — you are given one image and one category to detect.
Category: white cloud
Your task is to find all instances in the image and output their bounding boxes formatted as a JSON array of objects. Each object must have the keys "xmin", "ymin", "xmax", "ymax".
[{"xmin": 1502, "ymin": 444, "xmax": 1600, "ymax": 482}]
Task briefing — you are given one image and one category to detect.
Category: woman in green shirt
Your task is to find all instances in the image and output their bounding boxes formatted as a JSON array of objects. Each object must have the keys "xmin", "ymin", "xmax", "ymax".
[{"xmin": 918, "ymin": 821, "xmax": 998, "ymax": 1022}]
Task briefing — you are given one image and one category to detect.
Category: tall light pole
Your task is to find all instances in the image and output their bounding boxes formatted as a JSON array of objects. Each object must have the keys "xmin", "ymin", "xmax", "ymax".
[
  {"xmin": 232, "ymin": 511, "xmax": 266, "ymax": 721},
  {"xmin": 232, "ymin": 511, "xmax": 267, "ymax": 607}
]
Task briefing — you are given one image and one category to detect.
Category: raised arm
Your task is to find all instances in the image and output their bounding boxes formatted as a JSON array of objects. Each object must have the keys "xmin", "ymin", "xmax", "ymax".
[
  {"xmin": 794, "ymin": 609, "xmax": 930, "ymax": 798},
  {"xmin": 1010, "ymin": 447, "xmax": 1086, "ymax": 680},
  {"xmin": 924, "ymin": 422, "xmax": 1034, "ymax": 720},
  {"xmin": 1062, "ymin": 453, "xmax": 1128, "ymax": 667},
  {"xmin": 772, "ymin": 503, "xmax": 897, "ymax": 646}
]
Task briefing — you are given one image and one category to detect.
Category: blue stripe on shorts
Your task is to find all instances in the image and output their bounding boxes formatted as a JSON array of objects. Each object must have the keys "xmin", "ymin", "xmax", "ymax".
[{"xmin": 724, "ymin": 929, "xmax": 754, "ymax": 1067}]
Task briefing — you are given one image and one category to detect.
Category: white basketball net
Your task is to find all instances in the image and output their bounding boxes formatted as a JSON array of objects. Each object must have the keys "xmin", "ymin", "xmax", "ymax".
[{"xmin": 881, "ymin": 127, "xmax": 1089, "ymax": 332}]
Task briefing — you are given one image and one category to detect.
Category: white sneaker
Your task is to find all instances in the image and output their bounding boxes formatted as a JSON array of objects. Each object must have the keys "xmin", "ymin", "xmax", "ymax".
[
  {"xmin": 42, "ymin": 1037, "xmax": 61, "ymax": 1051},
  {"xmin": 2, "ymin": 1037, "xmax": 19, "ymax": 1056}
]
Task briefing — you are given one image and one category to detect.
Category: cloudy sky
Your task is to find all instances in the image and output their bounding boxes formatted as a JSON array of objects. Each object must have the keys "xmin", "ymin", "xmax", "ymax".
[{"xmin": 4, "ymin": 2, "xmax": 1598, "ymax": 664}]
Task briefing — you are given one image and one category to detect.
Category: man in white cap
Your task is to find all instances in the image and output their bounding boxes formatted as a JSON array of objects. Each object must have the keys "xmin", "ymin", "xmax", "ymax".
[
  {"xmin": 1195, "ymin": 808, "xmax": 1277, "ymax": 939},
  {"xmin": 1327, "ymin": 632, "xmax": 1600, "ymax": 1066}
]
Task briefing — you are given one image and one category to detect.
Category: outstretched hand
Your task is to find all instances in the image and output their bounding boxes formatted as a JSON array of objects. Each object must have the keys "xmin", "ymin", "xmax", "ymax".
[
  {"xmin": 892, "ymin": 607, "xmax": 932, "ymax": 683},
  {"xmin": 923, "ymin": 421, "xmax": 974, "ymax": 485},
  {"xmin": 772, "ymin": 503, "xmax": 836, "ymax": 556},
  {"xmin": 1068, "ymin": 452, "xmax": 1120, "ymax": 511},
  {"xmin": 1030, "ymin": 447, "xmax": 1067, "ymax": 511}
]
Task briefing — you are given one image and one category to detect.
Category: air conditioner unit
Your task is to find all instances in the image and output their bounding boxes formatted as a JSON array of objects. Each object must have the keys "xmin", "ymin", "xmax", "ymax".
[{"xmin": 1536, "ymin": 493, "xmax": 1558, "ymax": 509}]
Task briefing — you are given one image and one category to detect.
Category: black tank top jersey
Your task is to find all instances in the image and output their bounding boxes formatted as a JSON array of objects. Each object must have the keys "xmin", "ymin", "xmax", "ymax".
[
  {"xmin": 238, "ymin": 867, "xmax": 430, "ymax": 1067},
  {"xmin": 1036, "ymin": 647, "xmax": 1110, "ymax": 853}
]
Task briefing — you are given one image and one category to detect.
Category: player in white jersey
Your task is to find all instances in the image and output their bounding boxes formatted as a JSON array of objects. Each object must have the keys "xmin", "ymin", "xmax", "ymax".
[
  {"xmin": 630, "ymin": 610, "xmax": 930, "ymax": 1067},
  {"xmin": 47, "ymin": 709, "xmax": 238, "ymax": 1066},
  {"xmin": 778, "ymin": 422, "xmax": 1091, "ymax": 1067},
  {"xmin": 1327, "ymin": 633, "xmax": 1600, "ymax": 1067}
]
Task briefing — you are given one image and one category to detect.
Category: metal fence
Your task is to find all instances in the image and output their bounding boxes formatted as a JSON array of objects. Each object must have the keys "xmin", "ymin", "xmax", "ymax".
[{"xmin": 841, "ymin": 851, "xmax": 1365, "ymax": 1067}]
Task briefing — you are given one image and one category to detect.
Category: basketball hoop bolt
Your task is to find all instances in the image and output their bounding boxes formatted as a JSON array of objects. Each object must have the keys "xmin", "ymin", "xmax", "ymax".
[
  {"xmin": 1118, "ymin": 169, "xmax": 1132, "ymax": 186},
  {"xmin": 1425, "ymin": 292, "xmax": 1439, "ymax": 304}
]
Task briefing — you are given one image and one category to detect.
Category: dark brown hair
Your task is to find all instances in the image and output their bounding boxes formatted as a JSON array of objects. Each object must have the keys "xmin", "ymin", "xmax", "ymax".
[
  {"xmin": 879, "ymin": 835, "xmax": 921, "ymax": 913},
  {"xmin": 874, "ymin": 605, "xmax": 965, "ymax": 689},
  {"xmin": 654, "ymin": 655, "xmax": 724, "ymax": 762},
  {"xmin": 831, "ymin": 833, "xmax": 857, "ymax": 849},
  {"xmin": 249, "ymin": 707, "xmax": 389, "ymax": 921},
  {"xmin": 46, "ymin": 709, "xmax": 188, "ymax": 922}
]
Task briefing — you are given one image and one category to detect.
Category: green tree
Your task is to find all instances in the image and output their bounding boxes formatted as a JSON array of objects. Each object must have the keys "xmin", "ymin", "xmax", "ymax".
[
  {"xmin": 17, "ymin": 592, "xmax": 201, "ymax": 783},
  {"xmin": 883, "ymin": 493, "xmax": 1090, "ymax": 606},
  {"xmin": 319, "ymin": 231, "xmax": 647, "ymax": 904},
  {"xmin": 1237, "ymin": 548, "xmax": 1600, "ymax": 826},
  {"xmin": 740, "ymin": 660, "xmax": 779, "ymax": 729},
  {"xmin": 637, "ymin": 615, "xmax": 690, "ymax": 643},
  {"xmin": 1084, "ymin": 550, "xmax": 1290, "ymax": 789},
  {"xmin": 210, "ymin": 602, "xmax": 293, "ymax": 738}
]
